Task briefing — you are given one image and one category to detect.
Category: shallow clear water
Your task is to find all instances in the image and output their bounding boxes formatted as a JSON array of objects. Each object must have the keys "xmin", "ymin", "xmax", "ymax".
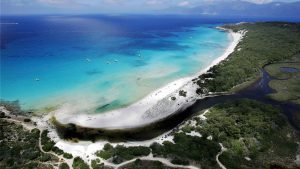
[{"xmin": 1, "ymin": 15, "xmax": 230, "ymax": 113}]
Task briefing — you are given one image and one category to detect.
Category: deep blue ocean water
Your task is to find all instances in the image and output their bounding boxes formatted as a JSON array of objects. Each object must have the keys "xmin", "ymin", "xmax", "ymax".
[{"xmin": 0, "ymin": 15, "xmax": 244, "ymax": 112}]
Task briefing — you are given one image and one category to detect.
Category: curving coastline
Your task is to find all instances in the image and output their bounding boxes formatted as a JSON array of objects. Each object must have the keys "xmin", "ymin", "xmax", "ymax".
[
  {"xmin": 52, "ymin": 28, "xmax": 244, "ymax": 130},
  {"xmin": 2, "ymin": 21, "xmax": 300, "ymax": 169}
]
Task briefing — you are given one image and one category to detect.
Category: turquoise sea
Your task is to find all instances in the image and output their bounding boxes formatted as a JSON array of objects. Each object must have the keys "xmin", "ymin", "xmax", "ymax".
[{"xmin": 0, "ymin": 15, "xmax": 230, "ymax": 113}]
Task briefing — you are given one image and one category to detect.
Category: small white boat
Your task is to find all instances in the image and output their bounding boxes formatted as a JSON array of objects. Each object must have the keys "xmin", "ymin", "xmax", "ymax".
[
  {"xmin": 86, "ymin": 58, "xmax": 91, "ymax": 62},
  {"xmin": 35, "ymin": 78, "xmax": 40, "ymax": 81},
  {"xmin": 114, "ymin": 59, "xmax": 118, "ymax": 62}
]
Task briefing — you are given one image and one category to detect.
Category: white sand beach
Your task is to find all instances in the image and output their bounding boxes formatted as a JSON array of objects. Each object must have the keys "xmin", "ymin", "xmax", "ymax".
[
  {"xmin": 52, "ymin": 107, "xmax": 215, "ymax": 167},
  {"xmin": 52, "ymin": 29, "xmax": 245, "ymax": 129}
]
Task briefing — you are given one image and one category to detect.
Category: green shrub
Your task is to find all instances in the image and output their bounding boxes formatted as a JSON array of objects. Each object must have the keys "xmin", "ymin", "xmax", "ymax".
[
  {"xmin": 114, "ymin": 145, "xmax": 151, "ymax": 160},
  {"xmin": 6, "ymin": 158, "xmax": 14, "ymax": 166},
  {"xmin": 134, "ymin": 158, "xmax": 142, "ymax": 164},
  {"xmin": 40, "ymin": 154, "xmax": 51, "ymax": 162},
  {"xmin": 112, "ymin": 155, "xmax": 123, "ymax": 164},
  {"xmin": 151, "ymin": 133, "xmax": 220, "ymax": 168},
  {"xmin": 179, "ymin": 90, "xmax": 187, "ymax": 97},
  {"xmin": 41, "ymin": 130, "xmax": 56, "ymax": 153},
  {"xmin": 103, "ymin": 143, "xmax": 113, "ymax": 151},
  {"xmin": 24, "ymin": 118, "xmax": 31, "ymax": 122},
  {"xmin": 23, "ymin": 150, "xmax": 40, "ymax": 160},
  {"xmin": 150, "ymin": 143, "xmax": 164, "ymax": 156},
  {"xmin": 63, "ymin": 153, "xmax": 73, "ymax": 159},
  {"xmin": 96, "ymin": 150, "xmax": 113, "ymax": 160},
  {"xmin": 42, "ymin": 142, "xmax": 54, "ymax": 152},
  {"xmin": 95, "ymin": 158, "xmax": 101, "ymax": 163},
  {"xmin": 171, "ymin": 157, "xmax": 190, "ymax": 165},
  {"xmin": 91, "ymin": 159, "xmax": 104, "ymax": 169},
  {"xmin": 0, "ymin": 112, "xmax": 5, "ymax": 118},
  {"xmin": 52, "ymin": 146, "xmax": 64, "ymax": 155},
  {"xmin": 41, "ymin": 130, "xmax": 49, "ymax": 145},
  {"xmin": 72, "ymin": 157, "xmax": 89, "ymax": 169},
  {"xmin": 30, "ymin": 128, "xmax": 40, "ymax": 139},
  {"xmin": 59, "ymin": 163, "xmax": 70, "ymax": 169},
  {"xmin": 23, "ymin": 162, "xmax": 38, "ymax": 169},
  {"xmin": 95, "ymin": 144, "xmax": 150, "ymax": 162}
]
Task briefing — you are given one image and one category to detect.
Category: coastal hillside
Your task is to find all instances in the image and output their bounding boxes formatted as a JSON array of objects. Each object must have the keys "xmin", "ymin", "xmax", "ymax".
[{"xmin": 195, "ymin": 22, "xmax": 300, "ymax": 93}]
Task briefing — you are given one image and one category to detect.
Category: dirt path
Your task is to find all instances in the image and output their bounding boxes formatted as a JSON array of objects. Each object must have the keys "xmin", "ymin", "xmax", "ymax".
[
  {"xmin": 38, "ymin": 130, "xmax": 74, "ymax": 168},
  {"xmin": 4, "ymin": 118, "xmax": 36, "ymax": 130},
  {"xmin": 216, "ymin": 143, "xmax": 227, "ymax": 169},
  {"xmin": 101, "ymin": 153, "xmax": 200, "ymax": 169}
]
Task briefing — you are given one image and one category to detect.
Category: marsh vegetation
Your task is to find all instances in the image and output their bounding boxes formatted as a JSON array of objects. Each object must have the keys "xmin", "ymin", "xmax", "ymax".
[{"xmin": 264, "ymin": 55, "xmax": 300, "ymax": 104}]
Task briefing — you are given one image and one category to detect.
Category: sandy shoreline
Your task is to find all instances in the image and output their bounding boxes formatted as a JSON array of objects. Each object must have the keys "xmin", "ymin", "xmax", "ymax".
[
  {"xmin": 53, "ymin": 109, "xmax": 211, "ymax": 168},
  {"xmin": 53, "ymin": 28, "xmax": 244, "ymax": 129}
]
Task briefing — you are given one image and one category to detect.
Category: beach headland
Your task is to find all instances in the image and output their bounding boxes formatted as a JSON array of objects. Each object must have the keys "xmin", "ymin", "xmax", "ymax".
[{"xmin": 52, "ymin": 28, "xmax": 244, "ymax": 130}]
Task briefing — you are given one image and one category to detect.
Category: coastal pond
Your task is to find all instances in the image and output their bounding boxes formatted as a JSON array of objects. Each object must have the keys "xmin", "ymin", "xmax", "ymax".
[{"xmin": 280, "ymin": 67, "xmax": 299, "ymax": 73}]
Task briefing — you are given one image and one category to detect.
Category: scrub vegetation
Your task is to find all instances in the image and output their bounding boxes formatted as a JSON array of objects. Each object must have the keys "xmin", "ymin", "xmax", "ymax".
[
  {"xmin": 59, "ymin": 163, "xmax": 70, "ymax": 169},
  {"xmin": 151, "ymin": 133, "xmax": 220, "ymax": 168},
  {"xmin": 0, "ymin": 119, "xmax": 59, "ymax": 169},
  {"xmin": 2, "ymin": 99, "xmax": 298, "ymax": 169},
  {"xmin": 150, "ymin": 99, "xmax": 299, "ymax": 169},
  {"xmin": 119, "ymin": 159, "xmax": 183, "ymax": 169},
  {"xmin": 196, "ymin": 22, "xmax": 300, "ymax": 94},
  {"xmin": 41, "ymin": 130, "xmax": 65, "ymax": 156},
  {"xmin": 73, "ymin": 156, "xmax": 89, "ymax": 169},
  {"xmin": 95, "ymin": 144, "xmax": 151, "ymax": 164},
  {"xmin": 213, "ymin": 100, "xmax": 299, "ymax": 169},
  {"xmin": 179, "ymin": 90, "xmax": 187, "ymax": 97},
  {"xmin": 0, "ymin": 105, "xmax": 74, "ymax": 169},
  {"xmin": 91, "ymin": 158, "xmax": 106, "ymax": 169}
]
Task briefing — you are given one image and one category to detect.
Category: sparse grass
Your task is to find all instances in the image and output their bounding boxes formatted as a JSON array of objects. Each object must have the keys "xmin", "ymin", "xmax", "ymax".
[{"xmin": 268, "ymin": 78, "xmax": 300, "ymax": 104}]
